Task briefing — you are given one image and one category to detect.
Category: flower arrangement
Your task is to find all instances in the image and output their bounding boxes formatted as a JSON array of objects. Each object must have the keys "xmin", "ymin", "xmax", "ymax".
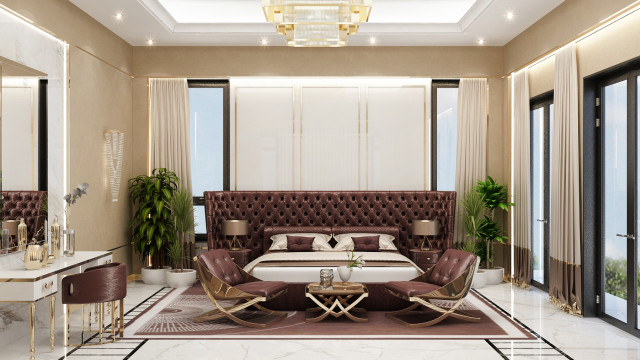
[
  {"xmin": 63, "ymin": 183, "xmax": 89, "ymax": 228},
  {"xmin": 347, "ymin": 250, "xmax": 366, "ymax": 269}
]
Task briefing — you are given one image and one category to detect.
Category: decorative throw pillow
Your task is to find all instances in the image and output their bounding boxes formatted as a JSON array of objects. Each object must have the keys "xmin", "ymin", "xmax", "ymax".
[
  {"xmin": 286, "ymin": 235, "xmax": 315, "ymax": 252},
  {"xmin": 269, "ymin": 233, "xmax": 333, "ymax": 251},
  {"xmin": 352, "ymin": 235, "xmax": 380, "ymax": 251},
  {"xmin": 333, "ymin": 233, "xmax": 397, "ymax": 251}
]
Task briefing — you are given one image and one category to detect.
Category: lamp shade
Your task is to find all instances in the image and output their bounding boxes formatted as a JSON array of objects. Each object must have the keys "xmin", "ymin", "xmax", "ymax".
[
  {"xmin": 222, "ymin": 220, "xmax": 249, "ymax": 236},
  {"xmin": 412, "ymin": 220, "xmax": 439, "ymax": 236}
]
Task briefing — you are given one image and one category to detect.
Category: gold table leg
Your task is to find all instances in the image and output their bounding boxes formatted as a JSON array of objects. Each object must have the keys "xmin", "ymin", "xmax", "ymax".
[
  {"xmin": 50, "ymin": 295, "xmax": 55, "ymax": 350},
  {"xmin": 29, "ymin": 301, "xmax": 35, "ymax": 360}
]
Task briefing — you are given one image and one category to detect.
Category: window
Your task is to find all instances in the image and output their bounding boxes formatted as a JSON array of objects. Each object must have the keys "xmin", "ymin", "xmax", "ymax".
[
  {"xmin": 188, "ymin": 80, "xmax": 230, "ymax": 240},
  {"xmin": 530, "ymin": 91, "xmax": 553, "ymax": 290},
  {"xmin": 431, "ymin": 80, "xmax": 459, "ymax": 191}
]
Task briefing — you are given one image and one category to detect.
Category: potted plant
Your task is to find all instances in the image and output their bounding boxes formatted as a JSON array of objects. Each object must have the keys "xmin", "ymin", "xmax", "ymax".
[
  {"xmin": 129, "ymin": 168, "xmax": 179, "ymax": 285},
  {"xmin": 474, "ymin": 176, "xmax": 514, "ymax": 284},
  {"xmin": 460, "ymin": 188, "xmax": 488, "ymax": 288},
  {"xmin": 165, "ymin": 187, "xmax": 197, "ymax": 288}
]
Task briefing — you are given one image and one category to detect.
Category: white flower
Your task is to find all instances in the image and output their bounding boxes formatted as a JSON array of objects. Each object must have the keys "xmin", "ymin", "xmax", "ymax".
[
  {"xmin": 360, "ymin": 260, "xmax": 366, "ymax": 265},
  {"xmin": 357, "ymin": 264, "xmax": 363, "ymax": 269}
]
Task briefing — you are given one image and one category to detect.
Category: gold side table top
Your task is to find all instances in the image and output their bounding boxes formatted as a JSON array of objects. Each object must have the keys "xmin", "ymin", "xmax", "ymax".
[{"xmin": 305, "ymin": 282, "xmax": 368, "ymax": 323}]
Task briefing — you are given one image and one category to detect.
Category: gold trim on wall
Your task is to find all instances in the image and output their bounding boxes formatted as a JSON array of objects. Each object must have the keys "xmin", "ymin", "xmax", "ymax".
[
  {"xmin": 366, "ymin": 85, "xmax": 428, "ymax": 191},
  {"xmin": 299, "ymin": 86, "xmax": 360, "ymax": 191},
  {"xmin": 233, "ymin": 86, "xmax": 295, "ymax": 191}
]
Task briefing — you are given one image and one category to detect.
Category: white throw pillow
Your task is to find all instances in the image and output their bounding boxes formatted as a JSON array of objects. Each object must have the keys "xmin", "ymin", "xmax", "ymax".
[
  {"xmin": 269, "ymin": 233, "xmax": 333, "ymax": 251},
  {"xmin": 333, "ymin": 233, "xmax": 397, "ymax": 251}
]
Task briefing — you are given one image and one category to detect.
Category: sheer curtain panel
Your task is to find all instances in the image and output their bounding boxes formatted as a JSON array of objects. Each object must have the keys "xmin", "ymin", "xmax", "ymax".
[
  {"xmin": 149, "ymin": 78, "xmax": 193, "ymax": 195},
  {"xmin": 511, "ymin": 69, "xmax": 532, "ymax": 289},
  {"xmin": 454, "ymin": 78, "xmax": 487, "ymax": 244},
  {"xmin": 550, "ymin": 45, "xmax": 582, "ymax": 316}
]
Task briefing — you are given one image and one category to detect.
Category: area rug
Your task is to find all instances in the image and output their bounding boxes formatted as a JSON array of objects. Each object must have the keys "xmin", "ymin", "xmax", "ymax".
[{"xmin": 123, "ymin": 283, "xmax": 534, "ymax": 340}]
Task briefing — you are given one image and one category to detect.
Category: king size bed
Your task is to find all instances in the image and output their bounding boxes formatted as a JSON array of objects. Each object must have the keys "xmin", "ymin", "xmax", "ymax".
[{"xmin": 204, "ymin": 191, "xmax": 456, "ymax": 310}]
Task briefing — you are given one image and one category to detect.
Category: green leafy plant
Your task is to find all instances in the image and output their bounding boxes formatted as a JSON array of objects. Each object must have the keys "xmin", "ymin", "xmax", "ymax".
[
  {"xmin": 462, "ymin": 176, "xmax": 514, "ymax": 269},
  {"xmin": 459, "ymin": 240, "xmax": 477, "ymax": 255},
  {"xmin": 129, "ymin": 168, "xmax": 179, "ymax": 269},
  {"xmin": 166, "ymin": 238, "xmax": 185, "ymax": 271},
  {"xmin": 347, "ymin": 250, "xmax": 365, "ymax": 269},
  {"xmin": 167, "ymin": 187, "xmax": 195, "ymax": 272}
]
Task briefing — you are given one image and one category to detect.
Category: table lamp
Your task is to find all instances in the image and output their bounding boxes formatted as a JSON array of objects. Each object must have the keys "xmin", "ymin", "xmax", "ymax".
[
  {"xmin": 222, "ymin": 220, "xmax": 249, "ymax": 251},
  {"xmin": 412, "ymin": 220, "xmax": 439, "ymax": 250}
]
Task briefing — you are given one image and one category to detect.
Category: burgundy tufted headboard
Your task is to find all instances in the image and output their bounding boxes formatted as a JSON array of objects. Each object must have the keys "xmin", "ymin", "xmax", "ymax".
[
  {"xmin": 2, "ymin": 191, "xmax": 47, "ymax": 241},
  {"xmin": 204, "ymin": 191, "xmax": 456, "ymax": 258}
]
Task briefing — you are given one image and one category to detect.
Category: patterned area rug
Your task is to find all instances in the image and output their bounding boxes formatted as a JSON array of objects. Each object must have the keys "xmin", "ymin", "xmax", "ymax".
[{"xmin": 124, "ymin": 283, "xmax": 535, "ymax": 340}]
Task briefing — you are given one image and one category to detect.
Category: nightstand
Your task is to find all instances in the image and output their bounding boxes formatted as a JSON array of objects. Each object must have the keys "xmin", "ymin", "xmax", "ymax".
[
  {"xmin": 227, "ymin": 249, "xmax": 252, "ymax": 268},
  {"xmin": 409, "ymin": 249, "xmax": 442, "ymax": 271}
]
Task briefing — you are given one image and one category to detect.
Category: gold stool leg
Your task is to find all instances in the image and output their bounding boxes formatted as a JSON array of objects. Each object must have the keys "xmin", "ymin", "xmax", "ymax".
[
  {"xmin": 88, "ymin": 303, "xmax": 92, "ymax": 332},
  {"xmin": 119, "ymin": 299, "xmax": 124, "ymax": 337},
  {"xmin": 29, "ymin": 302, "xmax": 35, "ymax": 360},
  {"xmin": 50, "ymin": 295, "xmax": 55, "ymax": 350},
  {"xmin": 111, "ymin": 301, "xmax": 116, "ymax": 339},
  {"xmin": 64, "ymin": 304, "xmax": 70, "ymax": 347},
  {"xmin": 99, "ymin": 303, "xmax": 104, "ymax": 343}
]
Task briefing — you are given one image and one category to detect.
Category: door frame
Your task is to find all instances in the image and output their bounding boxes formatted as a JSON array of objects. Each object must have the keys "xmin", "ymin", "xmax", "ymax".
[{"xmin": 529, "ymin": 91, "xmax": 553, "ymax": 291}]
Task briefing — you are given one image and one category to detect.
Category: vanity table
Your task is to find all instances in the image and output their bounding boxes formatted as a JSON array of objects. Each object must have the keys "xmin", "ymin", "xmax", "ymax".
[{"xmin": 0, "ymin": 251, "xmax": 112, "ymax": 360}]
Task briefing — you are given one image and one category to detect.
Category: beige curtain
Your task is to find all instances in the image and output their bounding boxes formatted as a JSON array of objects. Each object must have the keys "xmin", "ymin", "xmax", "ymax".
[
  {"xmin": 511, "ymin": 69, "xmax": 532, "ymax": 289},
  {"xmin": 454, "ymin": 78, "xmax": 488, "ymax": 244},
  {"xmin": 550, "ymin": 44, "xmax": 582, "ymax": 316},
  {"xmin": 149, "ymin": 78, "xmax": 192, "ymax": 195}
]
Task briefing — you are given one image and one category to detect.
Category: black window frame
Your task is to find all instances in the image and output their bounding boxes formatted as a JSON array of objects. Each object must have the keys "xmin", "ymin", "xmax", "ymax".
[
  {"xmin": 529, "ymin": 90, "xmax": 553, "ymax": 291},
  {"xmin": 431, "ymin": 79, "xmax": 460, "ymax": 191},
  {"xmin": 187, "ymin": 79, "xmax": 230, "ymax": 242}
]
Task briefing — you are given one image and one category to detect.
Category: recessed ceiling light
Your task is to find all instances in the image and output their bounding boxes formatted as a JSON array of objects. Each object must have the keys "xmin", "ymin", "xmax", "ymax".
[
  {"xmin": 477, "ymin": 39, "xmax": 485, "ymax": 45},
  {"xmin": 370, "ymin": 37, "xmax": 376, "ymax": 45},
  {"xmin": 506, "ymin": 11, "xmax": 514, "ymax": 20},
  {"xmin": 261, "ymin": 38, "xmax": 268, "ymax": 46},
  {"xmin": 147, "ymin": 39, "xmax": 154, "ymax": 45},
  {"xmin": 115, "ymin": 12, "xmax": 123, "ymax": 20}
]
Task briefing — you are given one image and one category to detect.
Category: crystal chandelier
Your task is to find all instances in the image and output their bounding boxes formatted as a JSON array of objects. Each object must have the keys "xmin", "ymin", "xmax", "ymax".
[{"xmin": 263, "ymin": 0, "xmax": 372, "ymax": 47}]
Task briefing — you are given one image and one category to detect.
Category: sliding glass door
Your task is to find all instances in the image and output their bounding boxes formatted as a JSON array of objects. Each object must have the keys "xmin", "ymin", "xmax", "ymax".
[
  {"xmin": 530, "ymin": 94, "xmax": 553, "ymax": 289},
  {"xmin": 598, "ymin": 72, "xmax": 640, "ymax": 335}
]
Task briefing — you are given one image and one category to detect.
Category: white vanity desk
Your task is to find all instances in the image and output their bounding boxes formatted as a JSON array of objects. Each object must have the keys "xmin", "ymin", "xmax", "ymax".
[{"xmin": 0, "ymin": 251, "xmax": 112, "ymax": 359}]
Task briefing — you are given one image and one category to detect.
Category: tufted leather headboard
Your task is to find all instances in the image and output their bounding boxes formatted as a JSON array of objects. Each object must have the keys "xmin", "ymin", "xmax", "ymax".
[
  {"xmin": 2, "ymin": 191, "xmax": 47, "ymax": 241},
  {"xmin": 204, "ymin": 191, "xmax": 456, "ymax": 259}
]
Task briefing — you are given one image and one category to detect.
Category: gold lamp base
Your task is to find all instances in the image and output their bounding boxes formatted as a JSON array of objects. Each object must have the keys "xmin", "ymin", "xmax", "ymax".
[
  {"xmin": 420, "ymin": 236, "xmax": 434, "ymax": 251},
  {"xmin": 230, "ymin": 235, "xmax": 241, "ymax": 251}
]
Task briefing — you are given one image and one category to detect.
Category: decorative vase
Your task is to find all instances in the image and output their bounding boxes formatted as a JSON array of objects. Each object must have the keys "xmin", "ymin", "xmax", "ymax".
[
  {"xmin": 17, "ymin": 218, "xmax": 28, "ymax": 251},
  {"xmin": 24, "ymin": 245, "xmax": 43, "ymax": 270},
  {"xmin": 1, "ymin": 229, "xmax": 9, "ymax": 253},
  {"xmin": 337, "ymin": 266, "xmax": 352, "ymax": 284},
  {"xmin": 165, "ymin": 269, "xmax": 197, "ymax": 288},
  {"xmin": 320, "ymin": 269, "xmax": 334, "ymax": 289},
  {"xmin": 51, "ymin": 217, "xmax": 61, "ymax": 259},
  {"xmin": 63, "ymin": 229, "xmax": 75, "ymax": 257}
]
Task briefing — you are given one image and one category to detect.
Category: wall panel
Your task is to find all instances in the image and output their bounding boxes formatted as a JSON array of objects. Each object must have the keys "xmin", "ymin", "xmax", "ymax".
[{"xmin": 367, "ymin": 87, "xmax": 426, "ymax": 190}]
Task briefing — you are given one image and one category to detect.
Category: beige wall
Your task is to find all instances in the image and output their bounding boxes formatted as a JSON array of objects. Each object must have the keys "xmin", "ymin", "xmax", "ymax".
[{"xmin": 1, "ymin": 0, "xmax": 134, "ymax": 269}]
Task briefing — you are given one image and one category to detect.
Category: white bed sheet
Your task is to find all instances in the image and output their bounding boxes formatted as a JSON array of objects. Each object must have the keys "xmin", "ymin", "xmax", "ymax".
[{"xmin": 250, "ymin": 265, "xmax": 420, "ymax": 283}]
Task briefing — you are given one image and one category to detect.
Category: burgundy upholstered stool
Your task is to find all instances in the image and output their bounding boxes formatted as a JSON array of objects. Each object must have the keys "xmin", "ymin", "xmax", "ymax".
[{"xmin": 61, "ymin": 262, "xmax": 126, "ymax": 346}]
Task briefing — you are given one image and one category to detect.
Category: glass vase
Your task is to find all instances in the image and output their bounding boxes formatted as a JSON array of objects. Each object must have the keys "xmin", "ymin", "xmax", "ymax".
[{"xmin": 63, "ymin": 229, "xmax": 75, "ymax": 257}]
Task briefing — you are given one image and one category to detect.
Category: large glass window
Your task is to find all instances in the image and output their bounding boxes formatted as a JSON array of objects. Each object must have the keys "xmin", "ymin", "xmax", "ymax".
[
  {"xmin": 432, "ymin": 81, "xmax": 459, "ymax": 191},
  {"xmin": 188, "ymin": 80, "xmax": 229, "ymax": 238}
]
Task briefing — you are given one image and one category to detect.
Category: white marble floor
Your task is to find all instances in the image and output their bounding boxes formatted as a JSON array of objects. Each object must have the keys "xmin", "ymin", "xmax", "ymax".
[{"xmin": 1, "ymin": 281, "xmax": 640, "ymax": 360}]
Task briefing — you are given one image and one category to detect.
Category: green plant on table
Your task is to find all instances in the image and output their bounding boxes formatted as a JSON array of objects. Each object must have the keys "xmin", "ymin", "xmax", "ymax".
[{"xmin": 129, "ymin": 168, "xmax": 179, "ymax": 269}]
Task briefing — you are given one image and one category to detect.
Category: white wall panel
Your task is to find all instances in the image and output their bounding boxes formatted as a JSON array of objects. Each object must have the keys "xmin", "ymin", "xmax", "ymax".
[
  {"xmin": 367, "ymin": 86, "xmax": 426, "ymax": 190},
  {"xmin": 235, "ymin": 87, "xmax": 294, "ymax": 190},
  {"xmin": 300, "ymin": 87, "xmax": 360, "ymax": 190}
]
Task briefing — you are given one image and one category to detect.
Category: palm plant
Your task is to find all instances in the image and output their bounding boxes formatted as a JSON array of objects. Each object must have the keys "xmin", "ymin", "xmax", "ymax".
[
  {"xmin": 129, "ymin": 168, "xmax": 179, "ymax": 269},
  {"xmin": 167, "ymin": 187, "xmax": 195, "ymax": 272}
]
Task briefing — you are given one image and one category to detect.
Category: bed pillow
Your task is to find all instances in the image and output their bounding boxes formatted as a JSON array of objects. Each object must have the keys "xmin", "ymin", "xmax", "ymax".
[
  {"xmin": 286, "ymin": 235, "xmax": 314, "ymax": 252},
  {"xmin": 269, "ymin": 233, "xmax": 333, "ymax": 251},
  {"xmin": 333, "ymin": 233, "xmax": 397, "ymax": 251},
  {"xmin": 352, "ymin": 235, "xmax": 380, "ymax": 251}
]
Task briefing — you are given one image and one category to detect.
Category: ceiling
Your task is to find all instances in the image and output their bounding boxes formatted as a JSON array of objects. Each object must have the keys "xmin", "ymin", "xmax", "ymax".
[{"xmin": 69, "ymin": 0, "xmax": 565, "ymax": 46}]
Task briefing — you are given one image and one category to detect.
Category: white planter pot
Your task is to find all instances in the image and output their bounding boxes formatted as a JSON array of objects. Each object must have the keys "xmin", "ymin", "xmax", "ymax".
[
  {"xmin": 166, "ymin": 269, "xmax": 197, "ymax": 288},
  {"xmin": 141, "ymin": 266, "xmax": 171, "ymax": 285},
  {"xmin": 485, "ymin": 267, "xmax": 505, "ymax": 285},
  {"xmin": 472, "ymin": 269, "xmax": 488, "ymax": 289}
]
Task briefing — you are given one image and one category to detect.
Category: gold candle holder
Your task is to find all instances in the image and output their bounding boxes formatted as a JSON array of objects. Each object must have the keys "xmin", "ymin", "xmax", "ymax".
[
  {"xmin": 51, "ymin": 217, "xmax": 61, "ymax": 259},
  {"xmin": 18, "ymin": 218, "xmax": 28, "ymax": 251}
]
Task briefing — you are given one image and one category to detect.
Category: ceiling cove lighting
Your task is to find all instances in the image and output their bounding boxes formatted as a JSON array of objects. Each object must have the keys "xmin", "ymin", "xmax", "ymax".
[{"xmin": 262, "ymin": 0, "xmax": 372, "ymax": 47}]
